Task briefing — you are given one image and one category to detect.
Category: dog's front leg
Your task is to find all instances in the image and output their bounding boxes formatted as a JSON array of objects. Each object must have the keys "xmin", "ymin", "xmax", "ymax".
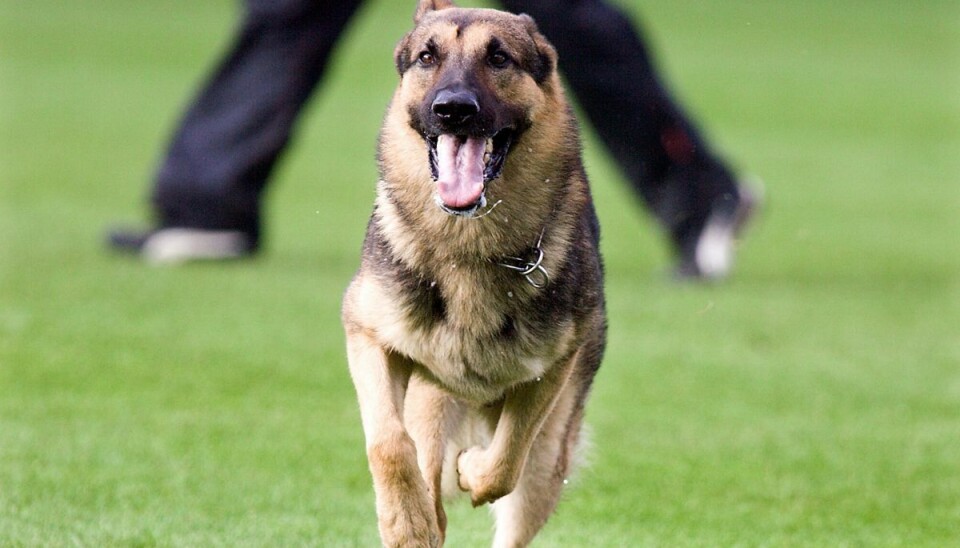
[
  {"xmin": 405, "ymin": 374, "xmax": 463, "ymax": 545},
  {"xmin": 457, "ymin": 352, "xmax": 577, "ymax": 507},
  {"xmin": 346, "ymin": 331, "xmax": 441, "ymax": 547}
]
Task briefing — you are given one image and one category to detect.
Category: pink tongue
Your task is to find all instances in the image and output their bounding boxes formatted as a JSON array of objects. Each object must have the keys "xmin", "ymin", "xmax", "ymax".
[{"xmin": 436, "ymin": 134, "xmax": 485, "ymax": 208}]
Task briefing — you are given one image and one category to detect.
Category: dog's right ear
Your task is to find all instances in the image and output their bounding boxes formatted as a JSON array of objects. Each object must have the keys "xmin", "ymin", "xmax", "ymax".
[
  {"xmin": 398, "ymin": 0, "xmax": 456, "ymax": 75},
  {"xmin": 394, "ymin": 34, "xmax": 413, "ymax": 76},
  {"xmin": 414, "ymin": 0, "xmax": 455, "ymax": 23}
]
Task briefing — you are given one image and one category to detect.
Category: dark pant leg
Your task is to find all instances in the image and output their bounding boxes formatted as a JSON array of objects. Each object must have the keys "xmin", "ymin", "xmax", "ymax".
[
  {"xmin": 152, "ymin": 0, "xmax": 364, "ymax": 247},
  {"xmin": 502, "ymin": 0, "xmax": 740, "ymax": 249}
]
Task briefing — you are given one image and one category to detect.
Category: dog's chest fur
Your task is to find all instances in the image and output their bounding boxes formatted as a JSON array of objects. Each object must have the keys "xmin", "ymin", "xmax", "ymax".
[{"xmin": 353, "ymin": 219, "xmax": 578, "ymax": 403}]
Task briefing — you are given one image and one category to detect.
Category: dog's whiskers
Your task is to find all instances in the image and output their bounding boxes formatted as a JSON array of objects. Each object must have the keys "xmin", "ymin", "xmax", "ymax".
[{"xmin": 468, "ymin": 199, "xmax": 503, "ymax": 220}]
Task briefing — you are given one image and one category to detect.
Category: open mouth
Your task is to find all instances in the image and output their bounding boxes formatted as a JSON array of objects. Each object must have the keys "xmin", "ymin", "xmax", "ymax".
[{"xmin": 427, "ymin": 129, "xmax": 513, "ymax": 217}]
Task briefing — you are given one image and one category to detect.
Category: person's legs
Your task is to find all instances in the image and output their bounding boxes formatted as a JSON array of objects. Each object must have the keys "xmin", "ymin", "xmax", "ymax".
[
  {"xmin": 112, "ymin": 0, "xmax": 363, "ymax": 260},
  {"xmin": 503, "ymin": 0, "xmax": 754, "ymax": 277}
]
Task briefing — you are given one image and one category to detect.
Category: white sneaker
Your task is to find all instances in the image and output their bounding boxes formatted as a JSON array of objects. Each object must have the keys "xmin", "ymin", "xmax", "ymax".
[
  {"xmin": 108, "ymin": 227, "xmax": 255, "ymax": 265},
  {"xmin": 682, "ymin": 178, "xmax": 762, "ymax": 280}
]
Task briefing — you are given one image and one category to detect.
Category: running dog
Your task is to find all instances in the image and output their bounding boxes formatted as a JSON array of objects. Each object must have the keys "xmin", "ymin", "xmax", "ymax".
[{"xmin": 342, "ymin": 1, "xmax": 606, "ymax": 545}]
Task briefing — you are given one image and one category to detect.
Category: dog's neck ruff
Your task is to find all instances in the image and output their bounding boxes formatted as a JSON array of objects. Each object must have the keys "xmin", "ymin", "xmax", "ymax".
[{"xmin": 497, "ymin": 227, "xmax": 549, "ymax": 288}]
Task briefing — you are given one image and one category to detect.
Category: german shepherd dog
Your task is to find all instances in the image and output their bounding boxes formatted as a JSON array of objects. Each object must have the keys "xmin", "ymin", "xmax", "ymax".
[{"xmin": 342, "ymin": 1, "xmax": 606, "ymax": 545}]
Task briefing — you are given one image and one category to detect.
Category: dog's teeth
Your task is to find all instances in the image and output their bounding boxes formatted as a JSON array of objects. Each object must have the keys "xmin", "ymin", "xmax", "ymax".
[
  {"xmin": 485, "ymin": 139, "xmax": 494, "ymax": 155},
  {"xmin": 483, "ymin": 152, "xmax": 491, "ymax": 163}
]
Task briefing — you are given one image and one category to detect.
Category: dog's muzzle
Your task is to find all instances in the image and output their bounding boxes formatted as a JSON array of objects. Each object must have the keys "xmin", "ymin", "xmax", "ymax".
[{"xmin": 427, "ymin": 129, "xmax": 514, "ymax": 217}]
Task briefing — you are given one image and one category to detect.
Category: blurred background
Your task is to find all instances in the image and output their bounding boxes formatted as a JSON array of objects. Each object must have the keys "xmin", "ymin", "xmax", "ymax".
[{"xmin": 1, "ymin": 0, "xmax": 958, "ymax": 544}]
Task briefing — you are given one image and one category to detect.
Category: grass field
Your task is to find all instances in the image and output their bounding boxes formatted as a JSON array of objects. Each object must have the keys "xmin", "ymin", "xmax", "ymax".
[{"xmin": 2, "ymin": 0, "xmax": 959, "ymax": 545}]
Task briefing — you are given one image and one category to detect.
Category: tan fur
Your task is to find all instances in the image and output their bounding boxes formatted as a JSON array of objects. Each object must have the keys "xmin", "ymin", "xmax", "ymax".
[{"xmin": 342, "ymin": 2, "xmax": 606, "ymax": 546}]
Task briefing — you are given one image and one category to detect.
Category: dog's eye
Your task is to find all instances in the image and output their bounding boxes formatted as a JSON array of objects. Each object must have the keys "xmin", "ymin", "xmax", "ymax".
[
  {"xmin": 418, "ymin": 51, "xmax": 436, "ymax": 67},
  {"xmin": 488, "ymin": 50, "xmax": 511, "ymax": 69}
]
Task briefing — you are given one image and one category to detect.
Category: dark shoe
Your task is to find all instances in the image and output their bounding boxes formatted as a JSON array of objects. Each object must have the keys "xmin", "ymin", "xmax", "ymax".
[
  {"xmin": 107, "ymin": 227, "xmax": 255, "ymax": 265},
  {"xmin": 675, "ymin": 178, "xmax": 762, "ymax": 280}
]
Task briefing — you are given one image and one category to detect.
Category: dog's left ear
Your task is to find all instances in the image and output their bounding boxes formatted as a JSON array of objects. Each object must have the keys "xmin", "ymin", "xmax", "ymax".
[
  {"xmin": 518, "ymin": 14, "xmax": 557, "ymax": 85},
  {"xmin": 415, "ymin": 0, "xmax": 456, "ymax": 23}
]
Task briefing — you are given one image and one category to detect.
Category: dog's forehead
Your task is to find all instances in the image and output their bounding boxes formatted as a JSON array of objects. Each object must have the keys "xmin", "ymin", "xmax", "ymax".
[{"xmin": 411, "ymin": 8, "xmax": 532, "ymax": 52}]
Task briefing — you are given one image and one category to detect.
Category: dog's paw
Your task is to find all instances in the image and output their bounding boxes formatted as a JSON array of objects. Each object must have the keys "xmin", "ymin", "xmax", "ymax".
[
  {"xmin": 457, "ymin": 447, "xmax": 515, "ymax": 507},
  {"xmin": 369, "ymin": 434, "xmax": 442, "ymax": 547},
  {"xmin": 378, "ymin": 496, "xmax": 442, "ymax": 548}
]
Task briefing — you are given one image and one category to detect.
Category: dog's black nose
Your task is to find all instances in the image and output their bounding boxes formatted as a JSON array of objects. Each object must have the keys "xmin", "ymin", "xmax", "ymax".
[{"xmin": 432, "ymin": 89, "xmax": 480, "ymax": 125}]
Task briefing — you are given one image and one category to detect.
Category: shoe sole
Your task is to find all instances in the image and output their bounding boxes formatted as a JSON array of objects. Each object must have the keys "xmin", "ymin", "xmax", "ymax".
[
  {"xmin": 693, "ymin": 179, "xmax": 762, "ymax": 279},
  {"xmin": 141, "ymin": 228, "xmax": 252, "ymax": 265}
]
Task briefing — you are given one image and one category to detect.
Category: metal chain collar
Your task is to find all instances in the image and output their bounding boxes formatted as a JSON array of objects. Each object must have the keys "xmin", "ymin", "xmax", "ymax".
[{"xmin": 497, "ymin": 228, "xmax": 549, "ymax": 288}]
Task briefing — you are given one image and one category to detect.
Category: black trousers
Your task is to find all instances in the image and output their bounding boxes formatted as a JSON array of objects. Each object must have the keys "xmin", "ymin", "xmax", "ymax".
[{"xmin": 152, "ymin": 0, "xmax": 738, "ymax": 250}]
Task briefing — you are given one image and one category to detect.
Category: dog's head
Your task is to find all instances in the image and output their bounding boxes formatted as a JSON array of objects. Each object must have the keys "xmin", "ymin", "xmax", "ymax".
[{"xmin": 390, "ymin": 0, "xmax": 559, "ymax": 217}]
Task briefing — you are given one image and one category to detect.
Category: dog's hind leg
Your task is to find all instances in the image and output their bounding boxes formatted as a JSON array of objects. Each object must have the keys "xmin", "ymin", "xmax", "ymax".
[
  {"xmin": 405, "ymin": 373, "xmax": 463, "ymax": 544},
  {"xmin": 490, "ymin": 379, "xmax": 584, "ymax": 548},
  {"xmin": 345, "ymin": 331, "xmax": 441, "ymax": 547}
]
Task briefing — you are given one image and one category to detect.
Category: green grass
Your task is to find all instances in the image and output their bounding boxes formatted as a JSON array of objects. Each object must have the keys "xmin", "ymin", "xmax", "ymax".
[{"xmin": 2, "ymin": 0, "xmax": 958, "ymax": 545}]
